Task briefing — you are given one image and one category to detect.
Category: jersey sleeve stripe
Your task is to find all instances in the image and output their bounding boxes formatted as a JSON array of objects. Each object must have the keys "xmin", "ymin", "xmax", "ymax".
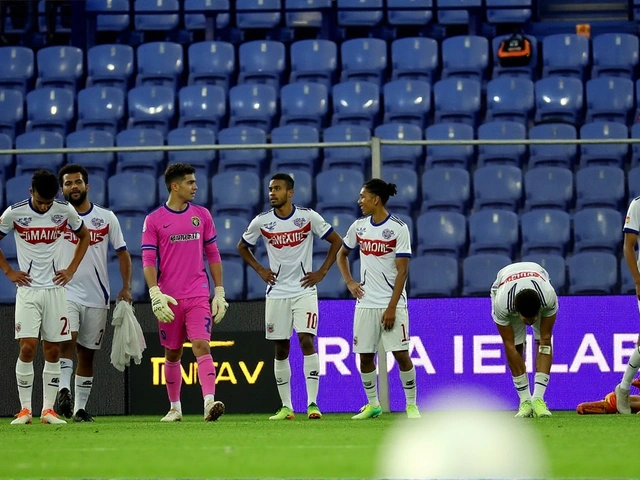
[
  {"xmin": 623, "ymin": 227, "xmax": 639, "ymax": 234},
  {"xmin": 396, "ymin": 253, "xmax": 412, "ymax": 258},
  {"xmin": 342, "ymin": 241, "xmax": 355, "ymax": 251},
  {"xmin": 72, "ymin": 220, "xmax": 85, "ymax": 234},
  {"xmin": 115, "ymin": 246, "xmax": 128, "ymax": 252},
  {"xmin": 241, "ymin": 237, "xmax": 256, "ymax": 247},
  {"xmin": 320, "ymin": 226, "xmax": 334, "ymax": 240},
  {"xmin": 141, "ymin": 244, "xmax": 158, "ymax": 250},
  {"xmin": 204, "ymin": 236, "xmax": 217, "ymax": 244}
]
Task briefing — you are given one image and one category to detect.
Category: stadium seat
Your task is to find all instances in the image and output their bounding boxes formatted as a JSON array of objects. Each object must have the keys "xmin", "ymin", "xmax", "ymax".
[
  {"xmin": 567, "ymin": 252, "xmax": 618, "ymax": 295},
  {"xmin": 433, "ymin": 78, "xmax": 481, "ymax": 127},
  {"xmin": 238, "ymin": 41, "xmax": 286, "ymax": 89},
  {"xmin": 66, "ymin": 130, "xmax": 115, "ymax": 181},
  {"xmin": 468, "ymin": 209, "xmax": 519, "ymax": 257},
  {"xmin": 108, "ymin": 256, "xmax": 147, "ymax": 302},
  {"xmin": 0, "ymin": 270, "xmax": 17, "ymax": 302},
  {"xmin": 86, "ymin": 44, "xmax": 134, "ymax": 91},
  {"xmin": 126, "ymin": 86, "xmax": 175, "ymax": 136},
  {"xmin": 236, "ymin": 0, "xmax": 281, "ymax": 29},
  {"xmin": 534, "ymin": 77, "xmax": 584, "ymax": 125},
  {"xmin": 381, "ymin": 167, "xmax": 418, "ymax": 216},
  {"xmin": 387, "ymin": 0, "xmax": 433, "ymax": 25},
  {"xmin": 416, "ymin": 211, "xmax": 466, "ymax": 257},
  {"xmin": 391, "ymin": 37, "xmax": 438, "ymax": 86},
  {"xmin": 477, "ymin": 121, "xmax": 527, "ymax": 167},
  {"xmin": 314, "ymin": 257, "xmax": 348, "ymax": 299},
  {"xmin": 285, "ymin": 0, "xmax": 330, "ymax": 28},
  {"xmin": 86, "ymin": 0, "xmax": 130, "ymax": 32},
  {"xmin": 38, "ymin": 0, "xmax": 73, "ymax": 36},
  {"xmin": 108, "ymin": 172, "xmax": 157, "ymax": 215},
  {"xmin": 331, "ymin": 81, "xmax": 380, "ymax": 129},
  {"xmin": 473, "ymin": 165, "xmax": 523, "ymax": 212},
  {"xmin": 279, "ymin": 82, "xmax": 329, "ymax": 129},
  {"xmin": 221, "ymin": 259, "xmax": 245, "ymax": 300},
  {"xmin": 523, "ymin": 167, "xmax": 573, "ymax": 211},
  {"xmin": 118, "ymin": 215, "xmax": 145, "ymax": 258},
  {"xmin": 591, "ymin": 33, "xmax": 639, "ymax": 80},
  {"xmin": 521, "ymin": 253, "xmax": 566, "ymax": 294},
  {"xmin": 0, "ymin": 46, "xmax": 34, "ymax": 95},
  {"xmin": 485, "ymin": 77, "xmax": 534, "ymax": 125},
  {"xmin": 575, "ymin": 166, "xmax": 625, "ymax": 211},
  {"xmin": 167, "ymin": 127, "xmax": 217, "ymax": 175},
  {"xmin": 340, "ymin": 38, "xmax": 387, "ymax": 87},
  {"xmin": 136, "ymin": 42, "xmax": 183, "ymax": 89},
  {"xmin": 441, "ymin": 35, "xmax": 489, "ymax": 83},
  {"xmin": 313, "ymin": 211, "xmax": 355, "ymax": 254},
  {"xmin": 420, "ymin": 167, "xmax": 470, "ymax": 213},
  {"xmin": 0, "ymin": 133, "xmax": 13, "ymax": 180},
  {"xmin": 270, "ymin": 125, "xmax": 320, "ymax": 174},
  {"xmin": 376, "ymin": 123, "xmax": 423, "ymax": 170},
  {"xmin": 178, "ymin": 85, "xmax": 226, "ymax": 133},
  {"xmin": 573, "ymin": 208, "xmax": 623, "ymax": 255},
  {"xmin": 437, "ymin": 0, "xmax": 481, "ymax": 25},
  {"xmin": 76, "ymin": 86, "xmax": 125, "ymax": 135},
  {"xmin": 245, "ymin": 253, "xmax": 269, "ymax": 299},
  {"xmin": 217, "ymin": 126, "xmax": 267, "ymax": 173},
  {"xmin": 187, "ymin": 41, "xmax": 235, "ymax": 93},
  {"xmin": 520, "ymin": 210, "xmax": 571, "ymax": 256},
  {"xmin": 585, "ymin": 77, "xmax": 634, "ymax": 125},
  {"xmin": 6, "ymin": 174, "xmax": 32, "ymax": 205},
  {"xmin": 528, "ymin": 123, "xmax": 577, "ymax": 169},
  {"xmin": 1, "ymin": 232, "xmax": 16, "ymax": 260},
  {"xmin": 491, "ymin": 34, "xmax": 538, "ymax": 80},
  {"xmin": 35, "ymin": 46, "xmax": 83, "ymax": 93},
  {"xmin": 322, "ymin": 125, "xmax": 371, "ymax": 173},
  {"xmin": 211, "ymin": 171, "xmax": 261, "ymax": 220},
  {"xmin": 214, "ymin": 215, "xmax": 248, "ymax": 259},
  {"xmin": 289, "ymin": 39, "xmax": 338, "ymax": 89},
  {"xmin": 409, "ymin": 254, "xmax": 458, "ymax": 297},
  {"xmin": 461, "ymin": 253, "xmax": 511, "ymax": 296},
  {"xmin": 116, "ymin": 128, "xmax": 165, "ymax": 176},
  {"xmin": 134, "ymin": 0, "xmax": 179, "ymax": 31},
  {"xmin": 542, "ymin": 34, "xmax": 590, "ymax": 80},
  {"xmin": 25, "ymin": 87, "xmax": 74, "ymax": 136},
  {"xmin": 629, "ymin": 165, "xmax": 640, "ymax": 199},
  {"xmin": 0, "ymin": 89, "xmax": 23, "ymax": 141},
  {"xmin": 631, "ymin": 123, "xmax": 640, "ymax": 168},
  {"xmin": 382, "ymin": 79, "xmax": 431, "ymax": 128},
  {"xmin": 337, "ymin": 0, "xmax": 383, "ymax": 26},
  {"xmin": 425, "ymin": 122, "xmax": 475, "ymax": 169},
  {"xmin": 228, "ymin": 84, "xmax": 277, "ymax": 132},
  {"xmin": 315, "ymin": 169, "xmax": 364, "ymax": 216},
  {"xmin": 486, "ymin": 0, "xmax": 531, "ymax": 24},
  {"xmin": 15, "ymin": 131, "xmax": 64, "ymax": 175},
  {"xmin": 579, "ymin": 122, "xmax": 628, "ymax": 168},
  {"xmin": 184, "ymin": 0, "xmax": 230, "ymax": 30}
]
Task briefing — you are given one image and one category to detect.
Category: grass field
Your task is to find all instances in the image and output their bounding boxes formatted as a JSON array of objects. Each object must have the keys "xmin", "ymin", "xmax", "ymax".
[{"xmin": 1, "ymin": 412, "xmax": 640, "ymax": 478}]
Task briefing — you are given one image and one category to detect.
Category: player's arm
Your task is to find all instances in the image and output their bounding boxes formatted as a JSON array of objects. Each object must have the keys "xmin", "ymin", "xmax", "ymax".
[
  {"xmin": 55, "ymin": 222, "xmax": 90, "ymax": 286},
  {"xmin": 301, "ymin": 230, "xmax": 342, "ymax": 288},
  {"xmin": 337, "ymin": 245, "xmax": 364, "ymax": 300},
  {"xmin": 0, "ymin": 235, "xmax": 30, "ymax": 286},
  {"xmin": 381, "ymin": 256, "xmax": 409, "ymax": 331},
  {"xmin": 536, "ymin": 313, "xmax": 556, "ymax": 375},
  {"xmin": 142, "ymin": 216, "xmax": 176, "ymax": 322},
  {"xmin": 116, "ymin": 249, "xmax": 133, "ymax": 302},
  {"xmin": 496, "ymin": 323, "xmax": 526, "ymax": 376},
  {"xmin": 237, "ymin": 218, "xmax": 275, "ymax": 285},
  {"xmin": 624, "ymin": 231, "xmax": 640, "ymax": 299},
  {"xmin": 204, "ymin": 215, "xmax": 228, "ymax": 323}
]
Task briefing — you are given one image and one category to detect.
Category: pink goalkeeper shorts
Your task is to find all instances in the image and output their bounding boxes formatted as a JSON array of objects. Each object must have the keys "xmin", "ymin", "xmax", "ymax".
[{"xmin": 158, "ymin": 296, "xmax": 212, "ymax": 350}]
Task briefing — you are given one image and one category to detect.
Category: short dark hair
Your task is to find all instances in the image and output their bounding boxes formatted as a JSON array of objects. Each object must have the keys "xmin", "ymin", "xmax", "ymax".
[
  {"xmin": 363, "ymin": 178, "xmax": 397, "ymax": 205},
  {"xmin": 58, "ymin": 163, "xmax": 89, "ymax": 187},
  {"xmin": 514, "ymin": 289, "xmax": 541, "ymax": 318},
  {"xmin": 270, "ymin": 173, "xmax": 294, "ymax": 190},
  {"xmin": 31, "ymin": 169, "xmax": 59, "ymax": 200},
  {"xmin": 164, "ymin": 163, "xmax": 196, "ymax": 192}
]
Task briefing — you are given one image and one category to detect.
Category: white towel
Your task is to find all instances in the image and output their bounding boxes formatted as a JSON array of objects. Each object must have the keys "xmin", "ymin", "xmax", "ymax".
[{"xmin": 110, "ymin": 301, "xmax": 147, "ymax": 372}]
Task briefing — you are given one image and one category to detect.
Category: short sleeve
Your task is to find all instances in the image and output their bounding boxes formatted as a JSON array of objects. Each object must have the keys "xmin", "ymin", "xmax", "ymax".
[
  {"xmin": 540, "ymin": 286, "xmax": 559, "ymax": 318},
  {"xmin": 0, "ymin": 206, "xmax": 14, "ymax": 236},
  {"xmin": 241, "ymin": 216, "xmax": 262, "ymax": 247},
  {"xmin": 108, "ymin": 211, "xmax": 127, "ymax": 251},
  {"xmin": 309, "ymin": 209, "xmax": 333, "ymax": 239},
  {"xmin": 395, "ymin": 224, "xmax": 412, "ymax": 258},
  {"xmin": 141, "ymin": 214, "xmax": 158, "ymax": 252},
  {"xmin": 66, "ymin": 203, "xmax": 84, "ymax": 233},
  {"xmin": 342, "ymin": 221, "xmax": 358, "ymax": 250},
  {"xmin": 204, "ymin": 209, "xmax": 217, "ymax": 245},
  {"xmin": 490, "ymin": 293, "xmax": 511, "ymax": 326},
  {"xmin": 624, "ymin": 198, "xmax": 640, "ymax": 235}
]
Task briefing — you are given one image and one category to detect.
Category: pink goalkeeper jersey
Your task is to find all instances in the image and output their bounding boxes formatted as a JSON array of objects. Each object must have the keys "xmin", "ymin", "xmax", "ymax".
[{"xmin": 141, "ymin": 203, "xmax": 217, "ymax": 300}]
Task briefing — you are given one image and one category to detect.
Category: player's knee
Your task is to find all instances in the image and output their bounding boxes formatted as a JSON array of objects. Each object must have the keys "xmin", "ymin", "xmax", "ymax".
[
  {"xmin": 392, "ymin": 350, "xmax": 412, "ymax": 370},
  {"xmin": 359, "ymin": 353, "xmax": 376, "ymax": 370},
  {"xmin": 298, "ymin": 334, "xmax": 315, "ymax": 354},
  {"xmin": 77, "ymin": 344, "xmax": 95, "ymax": 366},
  {"xmin": 19, "ymin": 341, "xmax": 37, "ymax": 361}
]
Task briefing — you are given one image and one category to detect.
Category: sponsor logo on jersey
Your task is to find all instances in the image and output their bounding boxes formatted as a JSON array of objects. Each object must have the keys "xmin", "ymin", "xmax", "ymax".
[
  {"xmin": 261, "ymin": 222, "xmax": 312, "ymax": 248},
  {"xmin": 356, "ymin": 227, "xmax": 367, "ymax": 236},
  {"xmin": 499, "ymin": 271, "xmax": 544, "ymax": 286},
  {"xmin": 14, "ymin": 221, "xmax": 68, "ymax": 244},
  {"xmin": 170, "ymin": 232, "xmax": 201, "ymax": 242},
  {"xmin": 357, "ymin": 235, "xmax": 396, "ymax": 256},
  {"xmin": 293, "ymin": 217, "xmax": 307, "ymax": 228},
  {"xmin": 262, "ymin": 221, "xmax": 277, "ymax": 232},
  {"xmin": 191, "ymin": 216, "xmax": 200, "ymax": 227},
  {"xmin": 65, "ymin": 224, "xmax": 109, "ymax": 246},
  {"xmin": 16, "ymin": 217, "xmax": 32, "ymax": 227}
]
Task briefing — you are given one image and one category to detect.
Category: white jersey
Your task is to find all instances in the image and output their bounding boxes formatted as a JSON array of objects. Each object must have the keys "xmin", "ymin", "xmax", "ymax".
[
  {"xmin": 490, "ymin": 262, "xmax": 558, "ymax": 326},
  {"xmin": 343, "ymin": 214, "xmax": 412, "ymax": 309},
  {"xmin": 0, "ymin": 198, "xmax": 84, "ymax": 289},
  {"xmin": 242, "ymin": 206, "xmax": 333, "ymax": 299},
  {"xmin": 624, "ymin": 197, "xmax": 640, "ymax": 266},
  {"xmin": 62, "ymin": 203, "xmax": 127, "ymax": 308}
]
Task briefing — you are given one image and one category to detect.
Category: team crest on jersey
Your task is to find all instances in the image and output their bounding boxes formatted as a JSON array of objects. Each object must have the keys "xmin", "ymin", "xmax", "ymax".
[
  {"xmin": 91, "ymin": 217, "xmax": 105, "ymax": 228},
  {"xmin": 15, "ymin": 322, "xmax": 21, "ymax": 333},
  {"xmin": 626, "ymin": 216, "xmax": 631, "ymax": 224},
  {"xmin": 353, "ymin": 336, "xmax": 358, "ymax": 346},
  {"xmin": 293, "ymin": 217, "xmax": 307, "ymax": 228},
  {"xmin": 191, "ymin": 216, "xmax": 200, "ymax": 226},
  {"xmin": 15, "ymin": 217, "xmax": 32, "ymax": 227},
  {"xmin": 382, "ymin": 229, "xmax": 394, "ymax": 240},
  {"xmin": 262, "ymin": 221, "xmax": 277, "ymax": 232},
  {"xmin": 267, "ymin": 323, "xmax": 275, "ymax": 334},
  {"xmin": 50, "ymin": 214, "xmax": 65, "ymax": 225}
]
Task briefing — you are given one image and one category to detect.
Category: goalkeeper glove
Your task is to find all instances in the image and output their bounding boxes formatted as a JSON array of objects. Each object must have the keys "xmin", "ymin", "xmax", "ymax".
[
  {"xmin": 211, "ymin": 286, "xmax": 228, "ymax": 324},
  {"xmin": 149, "ymin": 286, "xmax": 177, "ymax": 323}
]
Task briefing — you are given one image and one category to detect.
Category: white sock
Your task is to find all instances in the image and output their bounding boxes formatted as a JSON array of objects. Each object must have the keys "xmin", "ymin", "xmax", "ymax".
[
  {"xmin": 303, "ymin": 353, "xmax": 320, "ymax": 406},
  {"xmin": 203, "ymin": 394, "xmax": 215, "ymax": 411},
  {"xmin": 621, "ymin": 346, "xmax": 640, "ymax": 389},
  {"xmin": 274, "ymin": 358, "xmax": 292, "ymax": 409},
  {"xmin": 360, "ymin": 370, "xmax": 379, "ymax": 407},
  {"xmin": 399, "ymin": 366, "xmax": 417, "ymax": 406},
  {"xmin": 74, "ymin": 375, "xmax": 93, "ymax": 413},
  {"xmin": 42, "ymin": 361, "xmax": 61, "ymax": 412},
  {"xmin": 532, "ymin": 372, "xmax": 550, "ymax": 400},
  {"xmin": 15, "ymin": 359, "xmax": 34, "ymax": 412},
  {"xmin": 59, "ymin": 358, "xmax": 73, "ymax": 391},
  {"xmin": 513, "ymin": 373, "xmax": 531, "ymax": 403},
  {"xmin": 170, "ymin": 401, "xmax": 182, "ymax": 413}
]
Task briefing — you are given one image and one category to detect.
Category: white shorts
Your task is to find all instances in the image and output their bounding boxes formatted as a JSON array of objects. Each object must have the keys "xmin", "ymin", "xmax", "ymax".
[
  {"xmin": 353, "ymin": 307, "xmax": 410, "ymax": 354},
  {"xmin": 15, "ymin": 287, "xmax": 71, "ymax": 343},
  {"xmin": 67, "ymin": 300, "xmax": 109, "ymax": 350},
  {"xmin": 265, "ymin": 292, "xmax": 319, "ymax": 340}
]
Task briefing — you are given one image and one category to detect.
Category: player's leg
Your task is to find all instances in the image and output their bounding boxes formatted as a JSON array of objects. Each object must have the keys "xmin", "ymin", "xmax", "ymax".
[
  {"xmin": 266, "ymin": 297, "xmax": 295, "ymax": 420},
  {"xmin": 616, "ymin": 323, "xmax": 640, "ymax": 414},
  {"xmin": 56, "ymin": 300, "xmax": 81, "ymax": 419},
  {"xmin": 293, "ymin": 292, "xmax": 321, "ymax": 419},
  {"xmin": 158, "ymin": 301, "xmax": 186, "ymax": 422},
  {"xmin": 496, "ymin": 321, "xmax": 532, "ymax": 417},
  {"xmin": 531, "ymin": 316, "xmax": 554, "ymax": 418},
  {"xmin": 352, "ymin": 308, "xmax": 383, "ymax": 419}
]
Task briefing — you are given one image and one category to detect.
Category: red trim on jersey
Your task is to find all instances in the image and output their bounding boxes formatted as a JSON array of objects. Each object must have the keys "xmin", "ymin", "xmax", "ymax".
[
  {"xmin": 357, "ymin": 235, "xmax": 397, "ymax": 256},
  {"xmin": 498, "ymin": 270, "xmax": 546, "ymax": 287},
  {"xmin": 260, "ymin": 222, "xmax": 312, "ymax": 249},
  {"xmin": 14, "ymin": 220, "xmax": 68, "ymax": 245},
  {"xmin": 65, "ymin": 224, "xmax": 110, "ymax": 246}
]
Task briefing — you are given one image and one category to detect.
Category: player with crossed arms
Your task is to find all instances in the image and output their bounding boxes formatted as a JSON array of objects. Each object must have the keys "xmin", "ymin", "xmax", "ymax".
[{"xmin": 142, "ymin": 163, "xmax": 228, "ymax": 422}]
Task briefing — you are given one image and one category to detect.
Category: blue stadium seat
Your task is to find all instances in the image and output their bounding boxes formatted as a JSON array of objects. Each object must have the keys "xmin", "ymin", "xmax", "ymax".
[
  {"xmin": 331, "ymin": 81, "xmax": 380, "ymax": 129},
  {"xmin": 485, "ymin": 77, "xmax": 534, "ymax": 125},
  {"xmin": 0, "ymin": 269, "xmax": 17, "ymax": 302},
  {"xmin": 621, "ymin": 256, "xmax": 635, "ymax": 295},
  {"xmin": 462, "ymin": 253, "xmax": 511, "ymax": 296},
  {"xmin": 322, "ymin": 125, "xmax": 371, "ymax": 173},
  {"xmin": 521, "ymin": 253, "xmax": 566, "ymax": 294},
  {"xmin": 157, "ymin": 166, "xmax": 210, "ymax": 207},
  {"xmin": 382, "ymin": 79, "xmax": 431, "ymax": 128},
  {"xmin": 575, "ymin": 166, "xmax": 625, "ymax": 211},
  {"xmin": 477, "ymin": 121, "xmax": 527, "ymax": 167},
  {"xmin": 118, "ymin": 215, "xmax": 145, "ymax": 257},
  {"xmin": 437, "ymin": 0, "xmax": 481, "ymax": 25},
  {"xmin": 391, "ymin": 37, "xmax": 438, "ymax": 86},
  {"xmin": 409, "ymin": 254, "xmax": 458, "ymax": 297},
  {"xmin": 229, "ymin": 84, "xmax": 277, "ymax": 132},
  {"xmin": 36, "ymin": 46, "xmax": 83, "ymax": 93},
  {"xmin": 534, "ymin": 77, "xmax": 584, "ymax": 125},
  {"xmin": 314, "ymin": 257, "xmax": 348, "ymax": 299},
  {"xmin": 279, "ymin": 82, "xmax": 329, "ymax": 129},
  {"xmin": 0, "ymin": 133, "xmax": 13, "ymax": 180},
  {"xmin": 491, "ymin": 34, "xmax": 538, "ymax": 80},
  {"xmin": 316, "ymin": 169, "xmax": 364, "ymax": 216},
  {"xmin": 187, "ymin": 41, "xmax": 235, "ymax": 93},
  {"xmin": 0, "ymin": 46, "xmax": 34, "ymax": 95},
  {"xmin": 217, "ymin": 126, "xmax": 267, "ymax": 173},
  {"xmin": 382, "ymin": 167, "xmax": 418, "ymax": 216},
  {"xmin": 629, "ymin": 165, "xmax": 640, "ymax": 199},
  {"xmin": 15, "ymin": 131, "xmax": 64, "ymax": 175},
  {"xmin": 337, "ymin": 0, "xmax": 383, "ymax": 26},
  {"xmin": 1, "ymin": 231, "xmax": 17, "ymax": 260},
  {"xmin": 285, "ymin": 0, "xmax": 330, "ymax": 28},
  {"xmin": 184, "ymin": 0, "xmax": 230, "ymax": 30},
  {"xmin": 25, "ymin": 88, "xmax": 74, "ymax": 136},
  {"xmin": 86, "ymin": 44, "xmax": 134, "ymax": 91},
  {"xmin": 425, "ymin": 122, "xmax": 475, "ymax": 169},
  {"xmin": 433, "ymin": 78, "xmax": 481, "ymax": 127},
  {"xmin": 66, "ymin": 130, "xmax": 115, "ymax": 181},
  {"xmin": 289, "ymin": 39, "xmax": 338, "ymax": 89},
  {"xmin": 108, "ymin": 172, "xmax": 157, "ymax": 215},
  {"xmin": 134, "ymin": 0, "xmax": 179, "ymax": 31},
  {"xmin": 313, "ymin": 211, "xmax": 355, "ymax": 254},
  {"xmin": 473, "ymin": 165, "xmax": 523, "ymax": 211},
  {"xmin": 127, "ymin": 86, "xmax": 175, "ymax": 136},
  {"xmin": 213, "ymin": 215, "xmax": 248, "ymax": 259},
  {"xmin": 136, "ymin": 42, "xmax": 183, "ymax": 89},
  {"xmin": 486, "ymin": 0, "xmax": 531, "ymax": 23},
  {"xmin": 211, "ymin": 171, "xmax": 261, "ymax": 220},
  {"xmin": 167, "ymin": 127, "xmax": 217, "ymax": 175},
  {"xmin": 238, "ymin": 41, "xmax": 286, "ymax": 89},
  {"xmin": 108, "ymin": 256, "xmax": 148, "ymax": 302},
  {"xmin": 387, "ymin": 0, "xmax": 433, "ymax": 25},
  {"xmin": 542, "ymin": 33, "xmax": 590, "ymax": 80},
  {"xmin": 246, "ymin": 253, "xmax": 269, "ymax": 299},
  {"xmin": 340, "ymin": 38, "xmax": 387, "ymax": 87},
  {"xmin": 528, "ymin": 123, "xmax": 577, "ymax": 169},
  {"xmin": 441, "ymin": 35, "xmax": 489, "ymax": 83},
  {"xmin": 579, "ymin": 121, "xmax": 628, "ymax": 168},
  {"xmin": 39, "ymin": 1, "xmax": 71, "ymax": 36},
  {"xmin": 0, "ymin": 89, "xmax": 23, "ymax": 141},
  {"xmin": 376, "ymin": 123, "xmax": 423, "ymax": 170},
  {"xmin": 6, "ymin": 174, "xmax": 31, "ymax": 205},
  {"xmin": 586, "ymin": 77, "xmax": 634, "ymax": 125},
  {"xmin": 591, "ymin": 33, "xmax": 639, "ymax": 80},
  {"xmin": 86, "ymin": 0, "xmax": 130, "ymax": 32},
  {"xmin": 416, "ymin": 211, "xmax": 466, "ymax": 257},
  {"xmin": 116, "ymin": 128, "xmax": 165, "ymax": 176},
  {"xmin": 221, "ymin": 259, "xmax": 245, "ymax": 300},
  {"xmin": 631, "ymin": 123, "xmax": 640, "ymax": 168},
  {"xmin": 523, "ymin": 167, "xmax": 573, "ymax": 211},
  {"xmin": 76, "ymin": 86, "xmax": 125, "ymax": 135},
  {"xmin": 236, "ymin": 0, "xmax": 281, "ymax": 29},
  {"xmin": 520, "ymin": 210, "xmax": 571, "ymax": 256},
  {"xmin": 421, "ymin": 167, "xmax": 470, "ymax": 213},
  {"xmin": 567, "ymin": 252, "xmax": 618, "ymax": 295},
  {"xmin": 468, "ymin": 209, "xmax": 518, "ymax": 257},
  {"xmin": 178, "ymin": 85, "xmax": 226, "ymax": 133},
  {"xmin": 573, "ymin": 208, "xmax": 622, "ymax": 255},
  {"xmin": 270, "ymin": 125, "xmax": 320, "ymax": 174}
]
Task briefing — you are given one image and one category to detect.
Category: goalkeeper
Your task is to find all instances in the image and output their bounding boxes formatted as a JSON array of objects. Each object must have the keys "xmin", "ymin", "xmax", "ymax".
[
  {"xmin": 142, "ymin": 163, "xmax": 229, "ymax": 423},
  {"xmin": 577, "ymin": 378, "xmax": 640, "ymax": 414}
]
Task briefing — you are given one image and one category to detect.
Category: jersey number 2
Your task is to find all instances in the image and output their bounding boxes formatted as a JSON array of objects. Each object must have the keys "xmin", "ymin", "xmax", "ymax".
[{"xmin": 60, "ymin": 317, "xmax": 69, "ymax": 336}]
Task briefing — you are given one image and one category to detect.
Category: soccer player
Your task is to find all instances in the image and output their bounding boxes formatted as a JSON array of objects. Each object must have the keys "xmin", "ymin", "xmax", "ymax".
[
  {"xmin": 336, "ymin": 179, "xmax": 420, "ymax": 420},
  {"xmin": 577, "ymin": 378, "xmax": 640, "ymax": 414},
  {"xmin": 0, "ymin": 169, "xmax": 90, "ymax": 425},
  {"xmin": 490, "ymin": 261, "xmax": 558, "ymax": 418},
  {"xmin": 142, "ymin": 163, "xmax": 228, "ymax": 422},
  {"xmin": 237, "ymin": 173, "xmax": 342, "ymax": 420},
  {"xmin": 55, "ymin": 164, "xmax": 133, "ymax": 422}
]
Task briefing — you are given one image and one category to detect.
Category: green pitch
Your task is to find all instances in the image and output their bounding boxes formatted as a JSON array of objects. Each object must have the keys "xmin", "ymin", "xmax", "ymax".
[{"xmin": 0, "ymin": 412, "xmax": 639, "ymax": 478}]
